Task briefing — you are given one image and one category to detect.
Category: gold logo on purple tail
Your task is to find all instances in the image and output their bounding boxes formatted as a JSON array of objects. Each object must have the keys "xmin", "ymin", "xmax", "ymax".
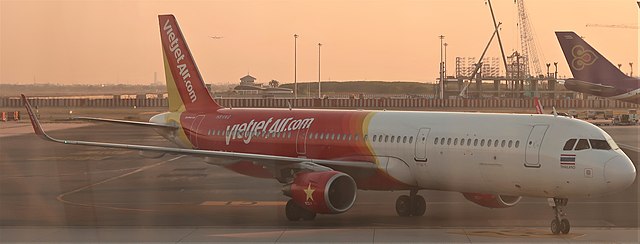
[{"xmin": 571, "ymin": 45, "xmax": 598, "ymax": 71}]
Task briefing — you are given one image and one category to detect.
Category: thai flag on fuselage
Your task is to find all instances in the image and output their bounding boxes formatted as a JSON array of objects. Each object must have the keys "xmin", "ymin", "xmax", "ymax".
[{"xmin": 560, "ymin": 154, "xmax": 576, "ymax": 165}]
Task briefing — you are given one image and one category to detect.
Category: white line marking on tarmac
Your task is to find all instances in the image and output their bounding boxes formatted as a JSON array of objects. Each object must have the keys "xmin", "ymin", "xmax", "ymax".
[
  {"xmin": 56, "ymin": 155, "xmax": 185, "ymax": 212},
  {"xmin": 200, "ymin": 201, "xmax": 286, "ymax": 206},
  {"xmin": 618, "ymin": 143, "xmax": 640, "ymax": 152}
]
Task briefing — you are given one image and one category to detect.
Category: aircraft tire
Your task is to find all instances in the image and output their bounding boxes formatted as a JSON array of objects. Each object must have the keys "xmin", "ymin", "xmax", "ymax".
[
  {"xmin": 412, "ymin": 195, "xmax": 426, "ymax": 216},
  {"xmin": 550, "ymin": 219, "xmax": 561, "ymax": 235},
  {"xmin": 560, "ymin": 219, "xmax": 570, "ymax": 234},
  {"xmin": 285, "ymin": 200, "xmax": 303, "ymax": 221},
  {"xmin": 396, "ymin": 195, "xmax": 411, "ymax": 217}
]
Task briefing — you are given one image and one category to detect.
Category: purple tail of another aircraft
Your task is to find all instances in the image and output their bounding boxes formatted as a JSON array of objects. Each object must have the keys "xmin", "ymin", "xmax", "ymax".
[{"xmin": 555, "ymin": 31, "xmax": 639, "ymax": 104}]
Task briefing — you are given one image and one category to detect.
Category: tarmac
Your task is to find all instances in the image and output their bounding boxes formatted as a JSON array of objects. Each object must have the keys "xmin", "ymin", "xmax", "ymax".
[{"xmin": 0, "ymin": 122, "xmax": 638, "ymax": 242}]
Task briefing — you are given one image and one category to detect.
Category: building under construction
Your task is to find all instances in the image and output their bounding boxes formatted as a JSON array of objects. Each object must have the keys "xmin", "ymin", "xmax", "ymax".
[{"xmin": 437, "ymin": 0, "xmax": 575, "ymax": 100}]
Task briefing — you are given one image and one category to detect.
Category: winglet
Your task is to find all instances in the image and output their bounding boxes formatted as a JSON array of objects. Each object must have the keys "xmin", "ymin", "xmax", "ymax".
[
  {"xmin": 21, "ymin": 94, "xmax": 55, "ymax": 141},
  {"xmin": 533, "ymin": 97, "xmax": 544, "ymax": 114}
]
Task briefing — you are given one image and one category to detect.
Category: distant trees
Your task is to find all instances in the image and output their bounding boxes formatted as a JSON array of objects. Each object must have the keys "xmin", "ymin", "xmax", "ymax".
[{"xmin": 269, "ymin": 79, "xmax": 280, "ymax": 88}]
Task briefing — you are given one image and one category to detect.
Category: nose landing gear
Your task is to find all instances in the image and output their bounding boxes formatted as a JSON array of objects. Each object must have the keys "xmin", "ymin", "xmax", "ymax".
[
  {"xmin": 548, "ymin": 198, "xmax": 570, "ymax": 234},
  {"xmin": 395, "ymin": 189, "xmax": 426, "ymax": 217}
]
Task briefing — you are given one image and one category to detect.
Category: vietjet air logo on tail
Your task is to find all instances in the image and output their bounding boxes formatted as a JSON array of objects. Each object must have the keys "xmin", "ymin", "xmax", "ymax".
[
  {"xmin": 159, "ymin": 15, "xmax": 220, "ymax": 112},
  {"xmin": 163, "ymin": 19, "xmax": 197, "ymax": 103},
  {"xmin": 571, "ymin": 45, "xmax": 598, "ymax": 71}
]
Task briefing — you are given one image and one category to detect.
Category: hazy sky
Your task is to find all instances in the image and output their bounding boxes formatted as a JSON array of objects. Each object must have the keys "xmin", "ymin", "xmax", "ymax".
[{"xmin": 1, "ymin": 0, "xmax": 638, "ymax": 85}]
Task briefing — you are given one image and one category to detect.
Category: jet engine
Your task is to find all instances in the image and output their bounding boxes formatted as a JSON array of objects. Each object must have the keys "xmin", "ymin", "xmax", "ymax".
[
  {"xmin": 283, "ymin": 171, "xmax": 357, "ymax": 214},
  {"xmin": 462, "ymin": 193, "xmax": 522, "ymax": 208}
]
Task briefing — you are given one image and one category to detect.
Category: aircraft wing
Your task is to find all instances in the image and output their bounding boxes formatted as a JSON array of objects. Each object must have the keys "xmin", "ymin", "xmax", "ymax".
[
  {"xmin": 72, "ymin": 116, "xmax": 179, "ymax": 129},
  {"xmin": 21, "ymin": 95, "xmax": 376, "ymax": 171}
]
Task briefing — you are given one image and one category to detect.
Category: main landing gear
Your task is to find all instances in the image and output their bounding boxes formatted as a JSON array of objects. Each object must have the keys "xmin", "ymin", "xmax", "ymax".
[
  {"xmin": 395, "ymin": 189, "xmax": 426, "ymax": 217},
  {"xmin": 285, "ymin": 199, "xmax": 316, "ymax": 221},
  {"xmin": 549, "ymin": 198, "xmax": 570, "ymax": 235}
]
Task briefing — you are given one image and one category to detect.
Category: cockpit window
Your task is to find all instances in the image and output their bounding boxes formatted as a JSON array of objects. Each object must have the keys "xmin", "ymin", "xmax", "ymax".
[
  {"xmin": 563, "ymin": 139, "xmax": 577, "ymax": 151},
  {"xmin": 590, "ymin": 139, "xmax": 612, "ymax": 150},
  {"xmin": 574, "ymin": 139, "xmax": 590, "ymax": 150}
]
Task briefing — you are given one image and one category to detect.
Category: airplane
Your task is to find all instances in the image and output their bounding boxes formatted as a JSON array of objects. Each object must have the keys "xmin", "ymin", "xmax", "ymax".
[
  {"xmin": 21, "ymin": 15, "xmax": 636, "ymax": 235},
  {"xmin": 555, "ymin": 31, "xmax": 640, "ymax": 104}
]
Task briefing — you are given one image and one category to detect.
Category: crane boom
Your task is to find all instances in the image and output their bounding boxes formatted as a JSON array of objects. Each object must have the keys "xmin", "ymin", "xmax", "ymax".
[
  {"xmin": 586, "ymin": 24, "xmax": 639, "ymax": 29},
  {"xmin": 515, "ymin": 0, "xmax": 543, "ymax": 76}
]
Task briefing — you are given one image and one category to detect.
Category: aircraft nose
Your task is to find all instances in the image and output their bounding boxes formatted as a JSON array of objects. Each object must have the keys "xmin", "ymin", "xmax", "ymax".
[{"xmin": 604, "ymin": 155, "xmax": 637, "ymax": 191}]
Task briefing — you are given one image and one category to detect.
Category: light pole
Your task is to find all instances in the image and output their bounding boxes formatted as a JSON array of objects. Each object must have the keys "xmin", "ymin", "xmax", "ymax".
[
  {"xmin": 294, "ymin": 34, "xmax": 298, "ymax": 101},
  {"xmin": 444, "ymin": 43, "xmax": 448, "ymax": 77},
  {"xmin": 439, "ymin": 35, "xmax": 445, "ymax": 99},
  {"xmin": 318, "ymin": 43, "xmax": 322, "ymax": 99}
]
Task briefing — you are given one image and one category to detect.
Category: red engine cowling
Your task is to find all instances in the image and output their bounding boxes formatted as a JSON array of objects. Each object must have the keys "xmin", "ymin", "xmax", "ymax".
[
  {"xmin": 283, "ymin": 171, "xmax": 357, "ymax": 214},
  {"xmin": 462, "ymin": 193, "xmax": 522, "ymax": 208}
]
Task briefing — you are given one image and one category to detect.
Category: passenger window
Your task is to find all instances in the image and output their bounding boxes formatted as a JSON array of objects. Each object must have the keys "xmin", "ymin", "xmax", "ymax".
[
  {"xmin": 434, "ymin": 137, "xmax": 439, "ymax": 144},
  {"xmin": 391, "ymin": 136, "xmax": 395, "ymax": 143},
  {"xmin": 320, "ymin": 133, "xmax": 324, "ymax": 140},
  {"xmin": 515, "ymin": 140, "xmax": 520, "ymax": 148},
  {"xmin": 467, "ymin": 139, "xmax": 471, "ymax": 146},
  {"xmin": 385, "ymin": 135, "xmax": 389, "ymax": 142},
  {"xmin": 447, "ymin": 138, "xmax": 451, "ymax": 145},
  {"xmin": 343, "ymin": 134, "xmax": 347, "ymax": 140},
  {"xmin": 474, "ymin": 139, "xmax": 478, "ymax": 146},
  {"xmin": 397, "ymin": 137, "xmax": 401, "ymax": 143},
  {"xmin": 409, "ymin": 137, "xmax": 414, "ymax": 144},
  {"xmin": 501, "ymin": 140, "xmax": 505, "ymax": 147},
  {"xmin": 331, "ymin": 134, "xmax": 335, "ymax": 140},
  {"xmin": 308, "ymin": 133, "xmax": 313, "ymax": 139},
  {"xmin": 355, "ymin": 134, "xmax": 360, "ymax": 141},
  {"xmin": 480, "ymin": 139, "xmax": 485, "ymax": 146},
  {"xmin": 563, "ymin": 139, "xmax": 577, "ymax": 150},
  {"xmin": 348, "ymin": 134, "xmax": 352, "ymax": 141},
  {"xmin": 508, "ymin": 140, "xmax": 513, "ymax": 148},
  {"xmin": 590, "ymin": 139, "xmax": 611, "ymax": 150},
  {"xmin": 461, "ymin": 138, "xmax": 465, "ymax": 146},
  {"xmin": 454, "ymin": 138, "xmax": 458, "ymax": 145},
  {"xmin": 363, "ymin": 134, "xmax": 367, "ymax": 141},
  {"xmin": 440, "ymin": 138, "xmax": 445, "ymax": 145},
  {"xmin": 494, "ymin": 140, "xmax": 499, "ymax": 147}
]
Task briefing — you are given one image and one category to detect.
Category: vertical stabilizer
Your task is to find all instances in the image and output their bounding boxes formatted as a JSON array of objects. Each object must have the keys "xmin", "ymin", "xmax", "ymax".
[
  {"xmin": 159, "ymin": 14, "xmax": 221, "ymax": 112},
  {"xmin": 555, "ymin": 31, "xmax": 628, "ymax": 86}
]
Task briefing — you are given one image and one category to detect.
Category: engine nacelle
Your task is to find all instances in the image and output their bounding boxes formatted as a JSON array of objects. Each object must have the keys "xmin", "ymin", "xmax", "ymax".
[
  {"xmin": 462, "ymin": 192, "xmax": 522, "ymax": 208},
  {"xmin": 283, "ymin": 171, "xmax": 357, "ymax": 214}
]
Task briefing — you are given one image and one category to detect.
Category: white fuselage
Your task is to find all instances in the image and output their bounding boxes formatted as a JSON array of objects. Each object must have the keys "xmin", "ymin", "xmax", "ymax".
[{"xmin": 363, "ymin": 111, "xmax": 635, "ymax": 198}]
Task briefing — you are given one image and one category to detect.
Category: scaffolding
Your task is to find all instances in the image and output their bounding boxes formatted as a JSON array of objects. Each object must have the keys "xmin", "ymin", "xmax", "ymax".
[{"xmin": 455, "ymin": 57, "xmax": 501, "ymax": 78}]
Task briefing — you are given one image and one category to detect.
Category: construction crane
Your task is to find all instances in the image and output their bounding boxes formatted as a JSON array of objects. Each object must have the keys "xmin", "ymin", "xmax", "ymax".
[
  {"xmin": 515, "ymin": 0, "xmax": 543, "ymax": 77},
  {"xmin": 586, "ymin": 24, "xmax": 639, "ymax": 29}
]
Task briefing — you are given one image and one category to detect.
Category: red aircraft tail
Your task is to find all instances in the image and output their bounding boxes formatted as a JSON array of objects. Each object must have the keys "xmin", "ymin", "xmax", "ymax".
[{"xmin": 159, "ymin": 14, "xmax": 221, "ymax": 112}]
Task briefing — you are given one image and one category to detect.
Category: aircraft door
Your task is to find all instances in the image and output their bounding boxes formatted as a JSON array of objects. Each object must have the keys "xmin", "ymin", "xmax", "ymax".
[
  {"xmin": 189, "ymin": 115, "xmax": 206, "ymax": 149},
  {"xmin": 414, "ymin": 128, "xmax": 431, "ymax": 162},
  {"xmin": 525, "ymin": 124, "xmax": 549, "ymax": 168},
  {"xmin": 296, "ymin": 127, "xmax": 309, "ymax": 155}
]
